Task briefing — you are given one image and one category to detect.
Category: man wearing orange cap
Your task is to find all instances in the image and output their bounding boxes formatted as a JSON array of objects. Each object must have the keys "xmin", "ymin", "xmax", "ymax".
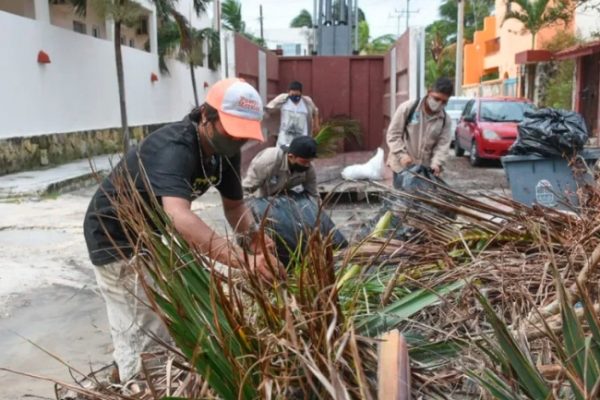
[{"xmin": 83, "ymin": 78, "xmax": 282, "ymax": 382}]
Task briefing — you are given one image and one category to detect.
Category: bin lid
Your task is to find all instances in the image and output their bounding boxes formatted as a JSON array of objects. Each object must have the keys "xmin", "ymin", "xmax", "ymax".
[{"xmin": 501, "ymin": 147, "xmax": 600, "ymax": 163}]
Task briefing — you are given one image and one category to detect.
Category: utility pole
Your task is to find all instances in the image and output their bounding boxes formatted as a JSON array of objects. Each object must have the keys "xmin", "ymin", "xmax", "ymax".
[
  {"xmin": 389, "ymin": 1, "xmax": 419, "ymax": 37},
  {"xmin": 259, "ymin": 4, "xmax": 264, "ymax": 43},
  {"xmin": 455, "ymin": 0, "xmax": 464, "ymax": 95},
  {"xmin": 354, "ymin": 0, "xmax": 359, "ymax": 52},
  {"xmin": 406, "ymin": 0, "xmax": 409, "ymax": 32},
  {"xmin": 390, "ymin": 9, "xmax": 402, "ymax": 37}
]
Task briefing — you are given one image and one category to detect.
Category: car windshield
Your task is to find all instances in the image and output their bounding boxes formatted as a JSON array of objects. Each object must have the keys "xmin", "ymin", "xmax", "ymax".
[
  {"xmin": 480, "ymin": 101, "xmax": 534, "ymax": 122},
  {"xmin": 446, "ymin": 98, "xmax": 469, "ymax": 112}
]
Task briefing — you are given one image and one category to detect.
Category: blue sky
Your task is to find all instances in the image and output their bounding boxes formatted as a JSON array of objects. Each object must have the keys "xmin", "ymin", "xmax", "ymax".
[{"xmin": 241, "ymin": 0, "xmax": 444, "ymax": 39}]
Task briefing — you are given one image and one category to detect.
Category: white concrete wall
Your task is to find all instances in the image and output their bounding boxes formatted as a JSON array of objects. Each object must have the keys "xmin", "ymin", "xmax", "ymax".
[
  {"xmin": 576, "ymin": 0, "xmax": 600, "ymax": 40},
  {"xmin": 0, "ymin": 9, "xmax": 219, "ymax": 140}
]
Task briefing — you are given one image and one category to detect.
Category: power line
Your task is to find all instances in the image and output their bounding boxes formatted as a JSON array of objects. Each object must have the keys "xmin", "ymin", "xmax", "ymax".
[{"xmin": 388, "ymin": 0, "xmax": 419, "ymax": 36}]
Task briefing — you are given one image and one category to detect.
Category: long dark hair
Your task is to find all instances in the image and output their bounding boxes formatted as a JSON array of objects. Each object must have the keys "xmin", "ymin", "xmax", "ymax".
[{"xmin": 189, "ymin": 103, "xmax": 219, "ymax": 124}]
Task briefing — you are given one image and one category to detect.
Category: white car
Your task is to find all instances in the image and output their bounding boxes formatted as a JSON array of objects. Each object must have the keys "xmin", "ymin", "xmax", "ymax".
[{"xmin": 446, "ymin": 96, "xmax": 471, "ymax": 146}]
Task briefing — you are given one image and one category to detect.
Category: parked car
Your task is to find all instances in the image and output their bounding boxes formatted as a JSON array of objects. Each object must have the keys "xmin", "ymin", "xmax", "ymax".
[
  {"xmin": 445, "ymin": 96, "xmax": 471, "ymax": 146},
  {"xmin": 454, "ymin": 97, "xmax": 535, "ymax": 166}
]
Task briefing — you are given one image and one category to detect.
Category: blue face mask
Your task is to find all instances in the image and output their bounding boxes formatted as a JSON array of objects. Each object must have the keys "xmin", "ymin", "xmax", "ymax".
[{"xmin": 289, "ymin": 95, "xmax": 302, "ymax": 104}]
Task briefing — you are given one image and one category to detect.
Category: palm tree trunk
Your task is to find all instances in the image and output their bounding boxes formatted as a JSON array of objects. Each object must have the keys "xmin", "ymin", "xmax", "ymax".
[
  {"xmin": 531, "ymin": 32, "xmax": 536, "ymax": 50},
  {"xmin": 189, "ymin": 60, "xmax": 199, "ymax": 107},
  {"xmin": 114, "ymin": 19, "xmax": 130, "ymax": 154}
]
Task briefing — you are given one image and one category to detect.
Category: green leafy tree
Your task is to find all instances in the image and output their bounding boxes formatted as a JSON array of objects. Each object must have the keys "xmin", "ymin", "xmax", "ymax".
[
  {"xmin": 424, "ymin": 0, "xmax": 494, "ymax": 88},
  {"xmin": 221, "ymin": 0, "xmax": 245, "ymax": 32},
  {"xmin": 503, "ymin": 0, "xmax": 572, "ymax": 49},
  {"xmin": 540, "ymin": 31, "xmax": 580, "ymax": 109},
  {"xmin": 438, "ymin": 0, "xmax": 495, "ymax": 43},
  {"xmin": 358, "ymin": 20, "xmax": 369, "ymax": 51},
  {"xmin": 363, "ymin": 33, "xmax": 396, "ymax": 55},
  {"xmin": 290, "ymin": 9, "xmax": 313, "ymax": 28},
  {"xmin": 154, "ymin": 0, "xmax": 215, "ymax": 107},
  {"xmin": 221, "ymin": 0, "xmax": 265, "ymax": 47}
]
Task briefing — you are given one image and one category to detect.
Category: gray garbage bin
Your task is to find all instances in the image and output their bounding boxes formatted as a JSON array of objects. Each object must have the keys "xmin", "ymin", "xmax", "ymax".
[{"xmin": 501, "ymin": 149, "xmax": 600, "ymax": 210}]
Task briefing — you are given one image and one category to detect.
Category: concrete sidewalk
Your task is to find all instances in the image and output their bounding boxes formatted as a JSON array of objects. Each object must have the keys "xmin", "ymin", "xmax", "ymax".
[{"xmin": 0, "ymin": 154, "xmax": 119, "ymax": 199}]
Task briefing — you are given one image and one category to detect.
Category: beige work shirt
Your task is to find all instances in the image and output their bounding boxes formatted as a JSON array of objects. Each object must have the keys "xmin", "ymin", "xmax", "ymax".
[
  {"xmin": 243, "ymin": 147, "xmax": 318, "ymax": 197},
  {"xmin": 386, "ymin": 98, "xmax": 451, "ymax": 173}
]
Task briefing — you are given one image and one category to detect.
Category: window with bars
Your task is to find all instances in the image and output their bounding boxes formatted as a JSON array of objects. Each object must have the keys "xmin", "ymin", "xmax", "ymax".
[{"xmin": 73, "ymin": 20, "xmax": 86, "ymax": 34}]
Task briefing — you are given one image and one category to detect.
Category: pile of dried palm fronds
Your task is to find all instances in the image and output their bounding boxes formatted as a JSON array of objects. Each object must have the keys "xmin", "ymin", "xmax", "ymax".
[
  {"xmin": 23, "ymin": 163, "xmax": 600, "ymax": 399},
  {"xmin": 333, "ymin": 177, "xmax": 600, "ymax": 398}
]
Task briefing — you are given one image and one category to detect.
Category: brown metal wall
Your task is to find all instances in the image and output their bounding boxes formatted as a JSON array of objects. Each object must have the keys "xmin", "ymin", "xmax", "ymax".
[
  {"xmin": 278, "ymin": 56, "xmax": 385, "ymax": 151},
  {"xmin": 235, "ymin": 34, "xmax": 259, "ymax": 88},
  {"xmin": 233, "ymin": 31, "xmax": 412, "ymax": 154},
  {"xmin": 234, "ymin": 35, "xmax": 280, "ymax": 170}
]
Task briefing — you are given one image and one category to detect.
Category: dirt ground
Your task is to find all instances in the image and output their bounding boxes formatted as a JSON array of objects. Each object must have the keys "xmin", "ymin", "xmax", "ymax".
[{"xmin": 0, "ymin": 152, "xmax": 508, "ymax": 399}]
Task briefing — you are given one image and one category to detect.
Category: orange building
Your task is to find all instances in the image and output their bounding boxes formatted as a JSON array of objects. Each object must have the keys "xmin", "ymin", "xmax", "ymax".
[{"xmin": 462, "ymin": 0, "xmax": 573, "ymax": 98}]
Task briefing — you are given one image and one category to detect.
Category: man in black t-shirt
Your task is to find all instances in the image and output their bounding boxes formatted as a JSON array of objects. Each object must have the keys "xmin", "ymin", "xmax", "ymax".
[{"xmin": 83, "ymin": 78, "xmax": 281, "ymax": 382}]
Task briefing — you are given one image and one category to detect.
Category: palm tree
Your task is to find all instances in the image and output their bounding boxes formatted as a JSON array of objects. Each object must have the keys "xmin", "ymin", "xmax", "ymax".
[
  {"xmin": 55, "ymin": 0, "xmax": 212, "ymax": 150},
  {"xmin": 290, "ymin": 9, "xmax": 313, "ymax": 28},
  {"xmin": 221, "ymin": 0, "xmax": 265, "ymax": 46},
  {"xmin": 503, "ymin": 0, "xmax": 572, "ymax": 49},
  {"xmin": 221, "ymin": 0, "xmax": 245, "ymax": 33},
  {"xmin": 502, "ymin": 0, "xmax": 572, "ymax": 101},
  {"xmin": 53, "ymin": 0, "xmax": 147, "ymax": 153},
  {"xmin": 154, "ymin": 0, "xmax": 213, "ymax": 107},
  {"xmin": 364, "ymin": 34, "xmax": 396, "ymax": 54}
]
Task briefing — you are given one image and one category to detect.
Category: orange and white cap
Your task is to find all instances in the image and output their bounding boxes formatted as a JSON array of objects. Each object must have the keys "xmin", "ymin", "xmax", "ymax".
[{"xmin": 205, "ymin": 78, "xmax": 264, "ymax": 142}]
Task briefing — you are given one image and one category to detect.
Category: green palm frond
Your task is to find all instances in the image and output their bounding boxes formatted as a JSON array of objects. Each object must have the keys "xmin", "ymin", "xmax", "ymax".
[
  {"xmin": 200, "ymin": 27, "xmax": 221, "ymax": 70},
  {"xmin": 314, "ymin": 117, "xmax": 362, "ymax": 158},
  {"xmin": 191, "ymin": 0, "xmax": 210, "ymax": 15},
  {"xmin": 290, "ymin": 9, "xmax": 313, "ymax": 28},
  {"xmin": 503, "ymin": 0, "xmax": 573, "ymax": 48},
  {"xmin": 157, "ymin": 19, "xmax": 181, "ymax": 73},
  {"xmin": 221, "ymin": 0, "xmax": 245, "ymax": 33}
]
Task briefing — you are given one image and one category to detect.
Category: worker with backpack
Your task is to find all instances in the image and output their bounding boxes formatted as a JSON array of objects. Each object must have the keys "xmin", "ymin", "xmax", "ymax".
[{"xmin": 386, "ymin": 77, "xmax": 453, "ymax": 189}]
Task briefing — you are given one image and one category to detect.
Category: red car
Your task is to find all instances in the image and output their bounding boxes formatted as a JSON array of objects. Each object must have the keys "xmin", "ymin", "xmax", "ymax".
[{"xmin": 454, "ymin": 97, "xmax": 535, "ymax": 166}]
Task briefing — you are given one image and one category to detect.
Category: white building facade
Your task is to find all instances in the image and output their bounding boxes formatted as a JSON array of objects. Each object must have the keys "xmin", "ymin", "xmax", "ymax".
[
  {"xmin": 263, "ymin": 27, "xmax": 313, "ymax": 56},
  {"xmin": 0, "ymin": 0, "xmax": 218, "ymax": 148}
]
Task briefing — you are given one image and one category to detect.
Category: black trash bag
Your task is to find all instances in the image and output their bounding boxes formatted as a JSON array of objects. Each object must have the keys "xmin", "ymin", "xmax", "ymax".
[
  {"xmin": 358, "ymin": 165, "xmax": 454, "ymax": 242},
  {"xmin": 246, "ymin": 192, "xmax": 348, "ymax": 266},
  {"xmin": 509, "ymin": 108, "xmax": 588, "ymax": 157},
  {"xmin": 393, "ymin": 164, "xmax": 446, "ymax": 192}
]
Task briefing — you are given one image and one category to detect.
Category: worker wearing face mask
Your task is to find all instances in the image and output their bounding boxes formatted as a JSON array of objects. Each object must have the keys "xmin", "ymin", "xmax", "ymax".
[
  {"xmin": 265, "ymin": 81, "xmax": 320, "ymax": 148},
  {"xmin": 83, "ymin": 78, "xmax": 284, "ymax": 383},
  {"xmin": 243, "ymin": 136, "xmax": 318, "ymax": 198},
  {"xmin": 386, "ymin": 77, "xmax": 454, "ymax": 183}
]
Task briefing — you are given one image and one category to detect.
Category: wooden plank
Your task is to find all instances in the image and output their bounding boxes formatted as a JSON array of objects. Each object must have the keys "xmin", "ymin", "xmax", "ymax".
[{"xmin": 378, "ymin": 329, "xmax": 410, "ymax": 400}]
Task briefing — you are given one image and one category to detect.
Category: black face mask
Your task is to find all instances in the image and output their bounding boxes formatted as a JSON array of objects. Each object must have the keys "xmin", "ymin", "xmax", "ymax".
[
  {"xmin": 289, "ymin": 95, "xmax": 302, "ymax": 104},
  {"xmin": 205, "ymin": 123, "xmax": 246, "ymax": 157},
  {"xmin": 289, "ymin": 163, "xmax": 310, "ymax": 173}
]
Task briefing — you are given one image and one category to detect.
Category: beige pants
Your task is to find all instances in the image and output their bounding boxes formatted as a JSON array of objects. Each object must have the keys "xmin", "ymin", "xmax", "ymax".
[{"xmin": 94, "ymin": 259, "xmax": 171, "ymax": 382}]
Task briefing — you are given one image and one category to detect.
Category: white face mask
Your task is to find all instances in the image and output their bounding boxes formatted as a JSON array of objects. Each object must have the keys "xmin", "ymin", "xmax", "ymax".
[{"xmin": 427, "ymin": 96, "xmax": 443, "ymax": 113}]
